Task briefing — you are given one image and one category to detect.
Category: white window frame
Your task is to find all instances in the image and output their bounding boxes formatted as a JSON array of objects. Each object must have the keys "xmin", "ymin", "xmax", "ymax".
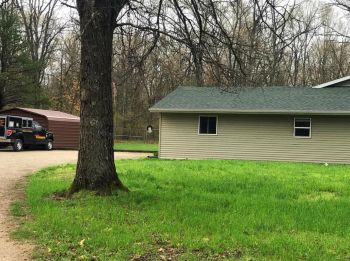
[
  {"xmin": 27, "ymin": 120, "xmax": 33, "ymax": 128},
  {"xmin": 294, "ymin": 117, "xmax": 312, "ymax": 138},
  {"xmin": 22, "ymin": 117, "xmax": 33, "ymax": 129},
  {"xmin": 198, "ymin": 115, "xmax": 218, "ymax": 136}
]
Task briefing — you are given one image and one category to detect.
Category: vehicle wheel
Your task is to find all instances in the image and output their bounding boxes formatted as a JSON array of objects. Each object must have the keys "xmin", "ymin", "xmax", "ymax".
[
  {"xmin": 45, "ymin": 139, "xmax": 53, "ymax": 150},
  {"xmin": 13, "ymin": 139, "xmax": 24, "ymax": 152}
]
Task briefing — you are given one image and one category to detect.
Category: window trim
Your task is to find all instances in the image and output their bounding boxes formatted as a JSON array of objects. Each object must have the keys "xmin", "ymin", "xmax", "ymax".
[
  {"xmin": 8, "ymin": 116, "xmax": 22, "ymax": 128},
  {"xmin": 198, "ymin": 115, "xmax": 218, "ymax": 136},
  {"xmin": 294, "ymin": 117, "xmax": 312, "ymax": 138},
  {"xmin": 22, "ymin": 117, "xmax": 33, "ymax": 129}
]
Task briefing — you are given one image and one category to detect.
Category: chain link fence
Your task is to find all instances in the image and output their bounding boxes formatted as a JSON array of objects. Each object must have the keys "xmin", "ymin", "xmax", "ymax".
[{"xmin": 114, "ymin": 127, "xmax": 159, "ymax": 143}]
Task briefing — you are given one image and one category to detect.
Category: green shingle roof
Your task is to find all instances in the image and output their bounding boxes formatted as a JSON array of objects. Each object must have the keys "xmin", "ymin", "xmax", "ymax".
[{"xmin": 150, "ymin": 86, "xmax": 350, "ymax": 114}]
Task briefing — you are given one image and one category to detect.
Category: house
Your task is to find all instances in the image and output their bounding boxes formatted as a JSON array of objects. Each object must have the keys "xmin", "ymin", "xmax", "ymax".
[
  {"xmin": 0, "ymin": 107, "xmax": 80, "ymax": 149},
  {"xmin": 150, "ymin": 76, "xmax": 350, "ymax": 164}
]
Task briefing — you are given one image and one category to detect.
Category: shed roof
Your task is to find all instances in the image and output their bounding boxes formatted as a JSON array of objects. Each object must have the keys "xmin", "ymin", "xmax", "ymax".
[
  {"xmin": 5, "ymin": 108, "xmax": 80, "ymax": 122},
  {"xmin": 150, "ymin": 86, "xmax": 350, "ymax": 115}
]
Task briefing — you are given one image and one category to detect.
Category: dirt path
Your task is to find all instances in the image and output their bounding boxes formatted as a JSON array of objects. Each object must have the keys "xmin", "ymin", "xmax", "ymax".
[{"xmin": 0, "ymin": 150, "xmax": 150, "ymax": 261}]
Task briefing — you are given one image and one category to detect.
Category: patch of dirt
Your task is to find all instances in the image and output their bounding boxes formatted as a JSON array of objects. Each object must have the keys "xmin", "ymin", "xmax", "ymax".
[
  {"xmin": 130, "ymin": 235, "xmax": 185, "ymax": 261},
  {"xmin": 0, "ymin": 176, "xmax": 34, "ymax": 261},
  {"xmin": 130, "ymin": 246, "xmax": 184, "ymax": 261},
  {"xmin": 130, "ymin": 234, "xmax": 244, "ymax": 261},
  {"xmin": 192, "ymin": 247, "xmax": 244, "ymax": 260},
  {"xmin": 51, "ymin": 190, "xmax": 69, "ymax": 201}
]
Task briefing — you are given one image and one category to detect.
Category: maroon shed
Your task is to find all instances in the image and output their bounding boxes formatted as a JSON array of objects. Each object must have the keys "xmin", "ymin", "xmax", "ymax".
[{"xmin": 0, "ymin": 108, "xmax": 80, "ymax": 149}]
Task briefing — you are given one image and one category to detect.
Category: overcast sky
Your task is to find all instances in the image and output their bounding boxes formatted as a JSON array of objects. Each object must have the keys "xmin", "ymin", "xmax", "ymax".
[
  {"xmin": 56, "ymin": 1, "xmax": 76, "ymax": 23},
  {"xmin": 55, "ymin": 0, "xmax": 350, "ymax": 34}
]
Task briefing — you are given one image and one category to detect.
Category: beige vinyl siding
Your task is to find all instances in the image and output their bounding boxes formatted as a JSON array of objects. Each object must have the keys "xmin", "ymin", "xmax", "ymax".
[{"xmin": 159, "ymin": 113, "xmax": 350, "ymax": 163}]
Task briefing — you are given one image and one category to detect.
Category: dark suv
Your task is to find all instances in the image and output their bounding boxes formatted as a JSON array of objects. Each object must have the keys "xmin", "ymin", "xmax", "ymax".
[{"xmin": 0, "ymin": 115, "xmax": 54, "ymax": 151}]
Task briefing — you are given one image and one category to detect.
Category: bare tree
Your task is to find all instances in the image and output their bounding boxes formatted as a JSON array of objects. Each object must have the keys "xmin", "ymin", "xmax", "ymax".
[
  {"xmin": 16, "ymin": 0, "xmax": 64, "ymax": 87},
  {"xmin": 49, "ymin": 31, "xmax": 80, "ymax": 115},
  {"xmin": 0, "ymin": 0, "xmax": 42, "ymax": 109},
  {"xmin": 332, "ymin": 0, "xmax": 350, "ymax": 12}
]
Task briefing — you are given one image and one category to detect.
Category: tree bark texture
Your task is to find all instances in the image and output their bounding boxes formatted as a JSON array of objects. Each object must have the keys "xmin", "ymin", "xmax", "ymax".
[{"xmin": 71, "ymin": 0, "xmax": 127, "ymax": 194}]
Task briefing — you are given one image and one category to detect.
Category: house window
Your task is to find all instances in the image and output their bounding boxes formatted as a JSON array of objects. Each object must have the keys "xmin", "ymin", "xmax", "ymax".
[
  {"xmin": 294, "ymin": 118, "xmax": 311, "ymax": 138},
  {"xmin": 199, "ymin": 116, "xmax": 217, "ymax": 135},
  {"xmin": 22, "ymin": 120, "xmax": 27, "ymax": 128}
]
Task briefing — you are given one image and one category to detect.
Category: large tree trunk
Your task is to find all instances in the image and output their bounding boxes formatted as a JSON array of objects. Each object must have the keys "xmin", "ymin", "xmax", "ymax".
[{"xmin": 70, "ymin": 0, "xmax": 127, "ymax": 195}]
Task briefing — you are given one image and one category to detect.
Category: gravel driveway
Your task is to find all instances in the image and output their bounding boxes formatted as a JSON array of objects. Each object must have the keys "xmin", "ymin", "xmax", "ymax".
[{"xmin": 0, "ymin": 150, "xmax": 150, "ymax": 260}]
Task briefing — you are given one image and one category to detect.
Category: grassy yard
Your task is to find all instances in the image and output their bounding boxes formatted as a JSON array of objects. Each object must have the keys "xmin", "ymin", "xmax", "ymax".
[
  {"xmin": 15, "ymin": 160, "xmax": 350, "ymax": 260},
  {"xmin": 114, "ymin": 142, "xmax": 158, "ymax": 152}
]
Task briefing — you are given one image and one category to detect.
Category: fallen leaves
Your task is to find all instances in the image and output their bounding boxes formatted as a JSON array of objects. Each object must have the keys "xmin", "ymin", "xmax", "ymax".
[
  {"xmin": 202, "ymin": 237, "xmax": 210, "ymax": 242},
  {"xmin": 79, "ymin": 239, "xmax": 85, "ymax": 247}
]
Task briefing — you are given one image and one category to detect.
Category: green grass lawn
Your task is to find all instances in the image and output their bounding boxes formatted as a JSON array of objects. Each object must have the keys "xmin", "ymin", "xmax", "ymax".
[
  {"xmin": 114, "ymin": 142, "xmax": 158, "ymax": 152},
  {"xmin": 15, "ymin": 160, "xmax": 350, "ymax": 260}
]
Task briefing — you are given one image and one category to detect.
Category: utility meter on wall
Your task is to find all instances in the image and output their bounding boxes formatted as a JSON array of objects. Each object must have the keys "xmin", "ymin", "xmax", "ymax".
[{"xmin": 146, "ymin": 125, "xmax": 153, "ymax": 134}]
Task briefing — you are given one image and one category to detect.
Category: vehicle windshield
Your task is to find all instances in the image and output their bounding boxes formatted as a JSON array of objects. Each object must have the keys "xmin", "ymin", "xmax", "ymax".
[{"xmin": 33, "ymin": 121, "xmax": 42, "ymax": 130}]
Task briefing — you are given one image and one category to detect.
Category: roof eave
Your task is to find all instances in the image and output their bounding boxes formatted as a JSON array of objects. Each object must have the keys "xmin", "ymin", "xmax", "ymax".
[{"xmin": 149, "ymin": 108, "xmax": 350, "ymax": 115}]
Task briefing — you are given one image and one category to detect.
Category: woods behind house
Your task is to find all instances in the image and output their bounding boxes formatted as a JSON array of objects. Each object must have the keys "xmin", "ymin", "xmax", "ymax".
[{"xmin": 0, "ymin": 0, "xmax": 350, "ymax": 138}]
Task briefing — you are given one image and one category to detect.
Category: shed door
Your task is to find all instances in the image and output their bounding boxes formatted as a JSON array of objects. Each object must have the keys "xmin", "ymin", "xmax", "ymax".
[{"xmin": 0, "ymin": 116, "xmax": 5, "ymax": 137}]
